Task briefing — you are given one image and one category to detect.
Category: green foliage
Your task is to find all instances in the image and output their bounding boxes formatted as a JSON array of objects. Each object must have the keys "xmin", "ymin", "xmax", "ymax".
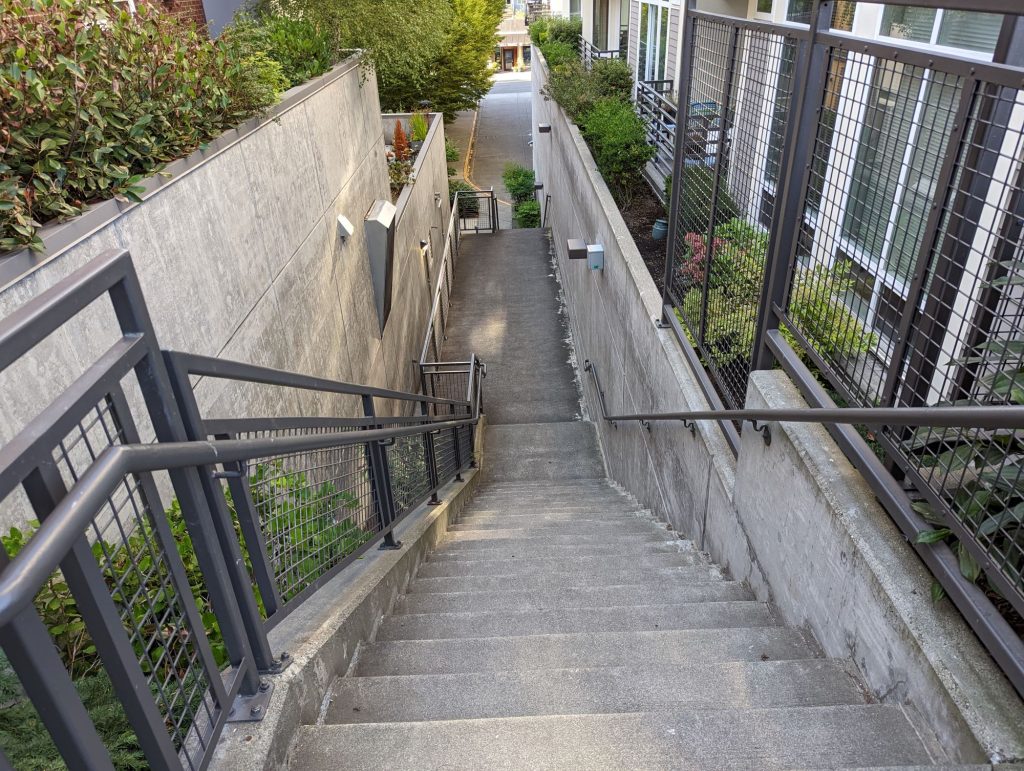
[
  {"xmin": 0, "ymin": 0, "xmax": 287, "ymax": 252},
  {"xmin": 528, "ymin": 17, "xmax": 548, "ymax": 46},
  {"xmin": 540, "ymin": 41, "xmax": 579, "ymax": 71},
  {"xmin": 542, "ymin": 57, "xmax": 634, "ymax": 122},
  {"xmin": 446, "ymin": 138, "xmax": 461, "ymax": 165},
  {"xmin": 545, "ymin": 17, "xmax": 582, "ymax": 49},
  {"xmin": 410, "ymin": 112, "xmax": 430, "ymax": 143},
  {"xmin": 513, "ymin": 199, "xmax": 541, "ymax": 228},
  {"xmin": 224, "ymin": 13, "xmax": 334, "ymax": 87},
  {"xmin": 578, "ymin": 98, "xmax": 655, "ymax": 201},
  {"xmin": 502, "ymin": 163, "xmax": 536, "ymax": 205},
  {"xmin": 674, "ymin": 165, "xmax": 739, "ymax": 235},
  {"xmin": 589, "ymin": 58, "xmax": 633, "ymax": 101},
  {"xmin": 449, "ymin": 179, "xmax": 480, "ymax": 216},
  {"xmin": 678, "ymin": 218, "xmax": 875, "ymax": 373},
  {"xmin": 0, "ymin": 667, "xmax": 145, "ymax": 770}
]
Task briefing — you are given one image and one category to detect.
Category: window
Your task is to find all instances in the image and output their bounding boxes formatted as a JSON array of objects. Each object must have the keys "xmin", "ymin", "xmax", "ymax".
[
  {"xmin": 880, "ymin": 6, "xmax": 1003, "ymax": 53},
  {"xmin": 570, "ymin": 0, "xmax": 581, "ymax": 18},
  {"xmin": 638, "ymin": 1, "xmax": 670, "ymax": 82},
  {"xmin": 787, "ymin": 0, "xmax": 854, "ymax": 30},
  {"xmin": 756, "ymin": 0, "xmax": 773, "ymax": 13}
]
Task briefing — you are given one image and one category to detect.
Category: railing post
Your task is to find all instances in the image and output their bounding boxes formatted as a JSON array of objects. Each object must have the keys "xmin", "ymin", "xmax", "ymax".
[
  {"xmin": 362, "ymin": 395, "xmax": 402, "ymax": 549},
  {"xmin": 660, "ymin": 0, "xmax": 698, "ymax": 324},
  {"xmin": 162, "ymin": 352, "xmax": 281, "ymax": 676},
  {"xmin": 422, "ymin": 398, "xmax": 442, "ymax": 504},
  {"xmin": 751, "ymin": 0, "xmax": 831, "ymax": 371},
  {"xmin": 451, "ymin": 400, "xmax": 465, "ymax": 482}
]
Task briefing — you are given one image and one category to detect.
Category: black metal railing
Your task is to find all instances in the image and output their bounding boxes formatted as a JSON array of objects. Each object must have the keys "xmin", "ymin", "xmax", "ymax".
[
  {"xmin": 661, "ymin": 0, "xmax": 1024, "ymax": 694},
  {"xmin": 634, "ymin": 79, "xmax": 678, "ymax": 186},
  {"xmin": 456, "ymin": 188, "xmax": 499, "ymax": 235},
  {"xmin": 0, "ymin": 249, "xmax": 483, "ymax": 769},
  {"xmin": 579, "ymin": 35, "xmax": 620, "ymax": 69}
]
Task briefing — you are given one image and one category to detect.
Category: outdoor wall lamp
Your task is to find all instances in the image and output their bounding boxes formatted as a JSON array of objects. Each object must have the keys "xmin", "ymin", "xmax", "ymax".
[
  {"xmin": 434, "ymin": 191, "xmax": 442, "ymax": 208},
  {"xmin": 567, "ymin": 239, "xmax": 603, "ymax": 271},
  {"xmin": 534, "ymin": 182, "xmax": 544, "ymax": 191},
  {"xmin": 337, "ymin": 214, "xmax": 355, "ymax": 241},
  {"xmin": 538, "ymin": 123, "xmax": 551, "ymax": 134}
]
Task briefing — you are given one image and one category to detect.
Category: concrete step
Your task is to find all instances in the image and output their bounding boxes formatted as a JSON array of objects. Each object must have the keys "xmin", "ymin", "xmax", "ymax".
[
  {"xmin": 352, "ymin": 627, "xmax": 821, "ymax": 676},
  {"xmin": 324, "ymin": 659, "xmax": 868, "ymax": 724},
  {"xmin": 415, "ymin": 552, "xmax": 699, "ymax": 579},
  {"xmin": 483, "ymin": 422, "xmax": 605, "ymax": 482},
  {"xmin": 440, "ymin": 530, "xmax": 673, "ymax": 548},
  {"xmin": 395, "ymin": 581, "xmax": 753, "ymax": 614},
  {"xmin": 457, "ymin": 509, "xmax": 656, "ymax": 523},
  {"xmin": 427, "ymin": 541, "xmax": 685, "ymax": 561},
  {"xmin": 448, "ymin": 518, "xmax": 669, "ymax": 534},
  {"xmin": 407, "ymin": 565, "xmax": 727, "ymax": 594},
  {"xmin": 289, "ymin": 705, "xmax": 935, "ymax": 770},
  {"xmin": 376, "ymin": 601, "xmax": 775, "ymax": 640}
]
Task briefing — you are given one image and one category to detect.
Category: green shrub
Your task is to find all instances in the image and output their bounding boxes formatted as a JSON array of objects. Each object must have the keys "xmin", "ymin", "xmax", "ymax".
[
  {"xmin": 502, "ymin": 163, "xmax": 536, "ymax": 205},
  {"xmin": 529, "ymin": 17, "xmax": 549, "ymax": 46},
  {"xmin": 545, "ymin": 17, "xmax": 582, "ymax": 49},
  {"xmin": 579, "ymin": 98, "xmax": 655, "ymax": 200},
  {"xmin": 540, "ymin": 40, "xmax": 578, "ymax": 70},
  {"xmin": 513, "ymin": 199, "xmax": 542, "ymax": 228},
  {"xmin": 674, "ymin": 165, "xmax": 739, "ymax": 235},
  {"xmin": 590, "ymin": 58, "xmax": 633, "ymax": 102},
  {"xmin": 445, "ymin": 138, "xmax": 461, "ymax": 165},
  {"xmin": 224, "ymin": 13, "xmax": 334, "ymax": 87},
  {"xmin": 449, "ymin": 179, "xmax": 480, "ymax": 216},
  {"xmin": 410, "ymin": 112, "xmax": 430, "ymax": 143},
  {"xmin": 0, "ymin": 0, "xmax": 287, "ymax": 252}
]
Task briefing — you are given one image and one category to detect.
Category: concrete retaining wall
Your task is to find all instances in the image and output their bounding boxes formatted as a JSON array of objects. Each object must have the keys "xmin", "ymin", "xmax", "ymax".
[
  {"xmin": 531, "ymin": 47, "xmax": 1024, "ymax": 763},
  {"xmin": 0, "ymin": 57, "xmax": 453, "ymax": 529}
]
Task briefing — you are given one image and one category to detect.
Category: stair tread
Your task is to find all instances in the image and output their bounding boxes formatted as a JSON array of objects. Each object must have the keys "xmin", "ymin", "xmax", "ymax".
[
  {"xmin": 377, "ymin": 600, "xmax": 776, "ymax": 640},
  {"xmin": 415, "ymin": 552, "xmax": 700, "ymax": 578},
  {"xmin": 427, "ymin": 541, "xmax": 685, "ymax": 560},
  {"xmin": 324, "ymin": 659, "xmax": 868, "ymax": 723},
  {"xmin": 442, "ymin": 529, "xmax": 672, "ymax": 545},
  {"xmin": 289, "ymin": 705, "xmax": 935, "ymax": 770},
  {"xmin": 395, "ymin": 582, "xmax": 752, "ymax": 613},
  {"xmin": 352, "ymin": 627, "xmax": 821, "ymax": 676},
  {"xmin": 407, "ymin": 565, "xmax": 728, "ymax": 593}
]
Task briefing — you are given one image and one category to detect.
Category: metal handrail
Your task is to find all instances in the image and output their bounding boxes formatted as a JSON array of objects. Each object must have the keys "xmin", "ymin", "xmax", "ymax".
[
  {"xmin": 0, "ymin": 413, "xmax": 480, "ymax": 629},
  {"xmin": 419, "ymin": 192, "xmax": 464, "ymax": 364},
  {"xmin": 583, "ymin": 360, "xmax": 1024, "ymax": 432}
]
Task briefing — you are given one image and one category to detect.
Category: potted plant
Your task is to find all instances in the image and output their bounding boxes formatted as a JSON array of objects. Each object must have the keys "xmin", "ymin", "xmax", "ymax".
[{"xmin": 409, "ymin": 112, "xmax": 429, "ymax": 153}]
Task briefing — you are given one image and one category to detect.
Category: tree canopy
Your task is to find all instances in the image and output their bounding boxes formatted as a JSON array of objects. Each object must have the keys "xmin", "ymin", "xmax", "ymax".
[{"xmin": 273, "ymin": 0, "xmax": 504, "ymax": 120}]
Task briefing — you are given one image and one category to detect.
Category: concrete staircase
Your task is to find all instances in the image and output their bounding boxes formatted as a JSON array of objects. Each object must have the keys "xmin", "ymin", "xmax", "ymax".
[
  {"xmin": 286, "ymin": 230, "xmax": 953, "ymax": 768},
  {"xmin": 288, "ymin": 474, "xmax": 949, "ymax": 769}
]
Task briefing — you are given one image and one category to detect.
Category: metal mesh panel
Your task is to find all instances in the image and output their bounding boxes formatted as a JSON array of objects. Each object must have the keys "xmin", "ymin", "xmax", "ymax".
[
  {"xmin": 236, "ymin": 427, "xmax": 378, "ymax": 605},
  {"xmin": 669, "ymin": 21, "xmax": 793, "ymax": 409},
  {"xmin": 433, "ymin": 425, "xmax": 459, "ymax": 483},
  {"xmin": 52, "ymin": 398, "xmax": 220, "ymax": 770},
  {"xmin": 383, "ymin": 431, "xmax": 433, "ymax": 517}
]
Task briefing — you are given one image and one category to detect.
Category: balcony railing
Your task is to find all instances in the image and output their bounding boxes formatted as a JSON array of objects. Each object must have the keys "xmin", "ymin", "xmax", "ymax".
[
  {"xmin": 662, "ymin": 0, "xmax": 1024, "ymax": 694},
  {"xmin": 579, "ymin": 36, "xmax": 620, "ymax": 69},
  {"xmin": 634, "ymin": 79, "xmax": 677, "ymax": 185}
]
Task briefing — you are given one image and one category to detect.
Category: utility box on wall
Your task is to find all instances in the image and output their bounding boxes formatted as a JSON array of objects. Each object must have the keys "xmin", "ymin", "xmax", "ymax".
[{"xmin": 365, "ymin": 200, "xmax": 398, "ymax": 335}]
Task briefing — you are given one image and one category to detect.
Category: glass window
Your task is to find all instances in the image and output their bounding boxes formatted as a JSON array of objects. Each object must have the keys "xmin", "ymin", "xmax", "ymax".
[
  {"xmin": 570, "ymin": 0, "xmax": 581, "ymax": 18},
  {"xmin": 657, "ymin": 6, "xmax": 669, "ymax": 79},
  {"xmin": 937, "ymin": 10, "xmax": 1003, "ymax": 53},
  {"xmin": 756, "ymin": 0, "xmax": 773, "ymax": 13},
  {"xmin": 842, "ymin": 61, "xmax": 919, "ymax": 262},
  {"xmin": 880, "ymin": 6, "xmax": 936, "ymax": 43},
  {"xmin": 765, "ymin": 43, "xmax": 796, "ymax": 186},
  {"xmin": 638, "ymin": 4, "xmax": 649, "ymax": 78},
  {"xmin": 787, "ymin": 0, "xmax": 810, "ymax": 24}
]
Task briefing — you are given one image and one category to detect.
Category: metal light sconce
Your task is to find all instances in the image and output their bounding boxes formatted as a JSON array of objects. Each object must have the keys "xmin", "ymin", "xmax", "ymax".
[
  {"xmin": 567, "ymin": 238, "xmax": 587, "ymax": 260},
  {"xmin": 337, "ymin": 214, "xmax": 355, "ymax": 241},
  {"xmin": 538, "ymin": 123, "xmax": 552, "ymax": 134},
  {"xmin": 567, "ymin": 239, "xmax": 603, "ymax": 271},
  {"xmin": 434, "ymin": 191, "xmax": 442, "ymax": 208}
]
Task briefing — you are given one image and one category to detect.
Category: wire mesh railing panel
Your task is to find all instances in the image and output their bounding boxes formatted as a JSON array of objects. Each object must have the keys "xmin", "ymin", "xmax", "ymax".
[
  {"xmin": 423, "ymin": 371, "xmax": 470, "ymax": 414},
  {"xmin": 383, "ymin": 430, "xmax": 433, "ymax": 518},
  {"xmin": 669, "ymin": 20, "xmax": 794, "ymax": 409},
  {"xmin": 51, "ymin": 398, "xmax": 222, "ymax": 770},
  {"xmin": 457, "ymin": 423, "xmax": 474, "ymax": 468},
  {"xmin": 433, "ymin": 425, "xmax": 459, "ymax": 483},
  {"xmin": 234, "ymin": 427, "xmax": 379, "ymax": 606}
]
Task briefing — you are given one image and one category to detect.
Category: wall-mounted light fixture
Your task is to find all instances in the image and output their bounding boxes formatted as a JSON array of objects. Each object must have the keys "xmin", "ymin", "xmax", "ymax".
[
  {"xmin": 538, "ymin": 123, "xmax": 552, "ymax": 134},
  {"xmin": 337, "ymin": 214, "xmax": 355, "ymax": 241},
  {"xmin": 567, "ymin": 238, "xmax": 587, "ymax": 260},
  {"xmin": 567, "ymin": 238, "xmax": 604, "ymax": 271},
  {"xmin": 434, "ymin": 191, "xmax": 442, "ymax": 208},
  {"xmin": 534, "ymin": 182, "xmax": 544, "ymax": 191}
]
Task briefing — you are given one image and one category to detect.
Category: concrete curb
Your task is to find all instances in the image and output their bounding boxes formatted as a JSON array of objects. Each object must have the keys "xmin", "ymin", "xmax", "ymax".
[{"xmin": 209, "ymin": 419, "xmax": 486, "ymax": 770}]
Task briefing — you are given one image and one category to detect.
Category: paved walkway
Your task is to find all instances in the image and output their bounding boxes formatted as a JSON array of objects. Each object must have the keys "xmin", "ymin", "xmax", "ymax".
[{"xmin": 466, "ymin": 71, "xmax": 534, "ymax": 229}]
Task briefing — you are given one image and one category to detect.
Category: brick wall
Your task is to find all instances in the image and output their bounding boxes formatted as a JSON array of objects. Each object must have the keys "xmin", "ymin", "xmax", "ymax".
[{"xmin": 141, "ymin": 0, "xmax": 207, "ymax": 31}]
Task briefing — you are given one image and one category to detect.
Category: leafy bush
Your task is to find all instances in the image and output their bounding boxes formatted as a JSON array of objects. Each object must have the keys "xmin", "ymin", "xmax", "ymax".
[
  {"xmin": 673, "ymin": 165, "xmax": 739, "ymax": 235},
  {"xmin": 410, "ymin": 112, "xmax": 429, "ymax": 143},
  {"xmin": 513, "ymin": 199, "xmax": 542, "ymax": 228},
  {"xmin": 502, "ymin": 163, "xmax": 536, "ymax": 205},
  {"xmin": 393, "ymin": 120, "xmax": 412, "ymax": 161},
  {"xmin": 545, "ymin": 17, "xmax": 582, "ymax": 49},
  {"xmin": 446, "ymin": 138, "xmax": 461, "ymax": 164},
  {"xmin": 223, "ymin": 13, "xmax": 334, "ymax": 87},
  {"xmin": 529, "ymin": 17, "xmax": 549, "ymax": 46},
  {"xmin": 540, "ymin": 40, "xmax": 579, "ymax": 70},
  {"xmin": 0, "ymin": 0, "xmax": 288, "ymax": 252},
  {"xmin": 449, "ymin": 179, "xmax": 480, "ymax": 216},
  {"xmin": 590, "ymin": 58, "xmax": 633, "ymax": 102},
  {"xmin": 579, "ymin": 98, "xmax": 655, "ymax": 200}
]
